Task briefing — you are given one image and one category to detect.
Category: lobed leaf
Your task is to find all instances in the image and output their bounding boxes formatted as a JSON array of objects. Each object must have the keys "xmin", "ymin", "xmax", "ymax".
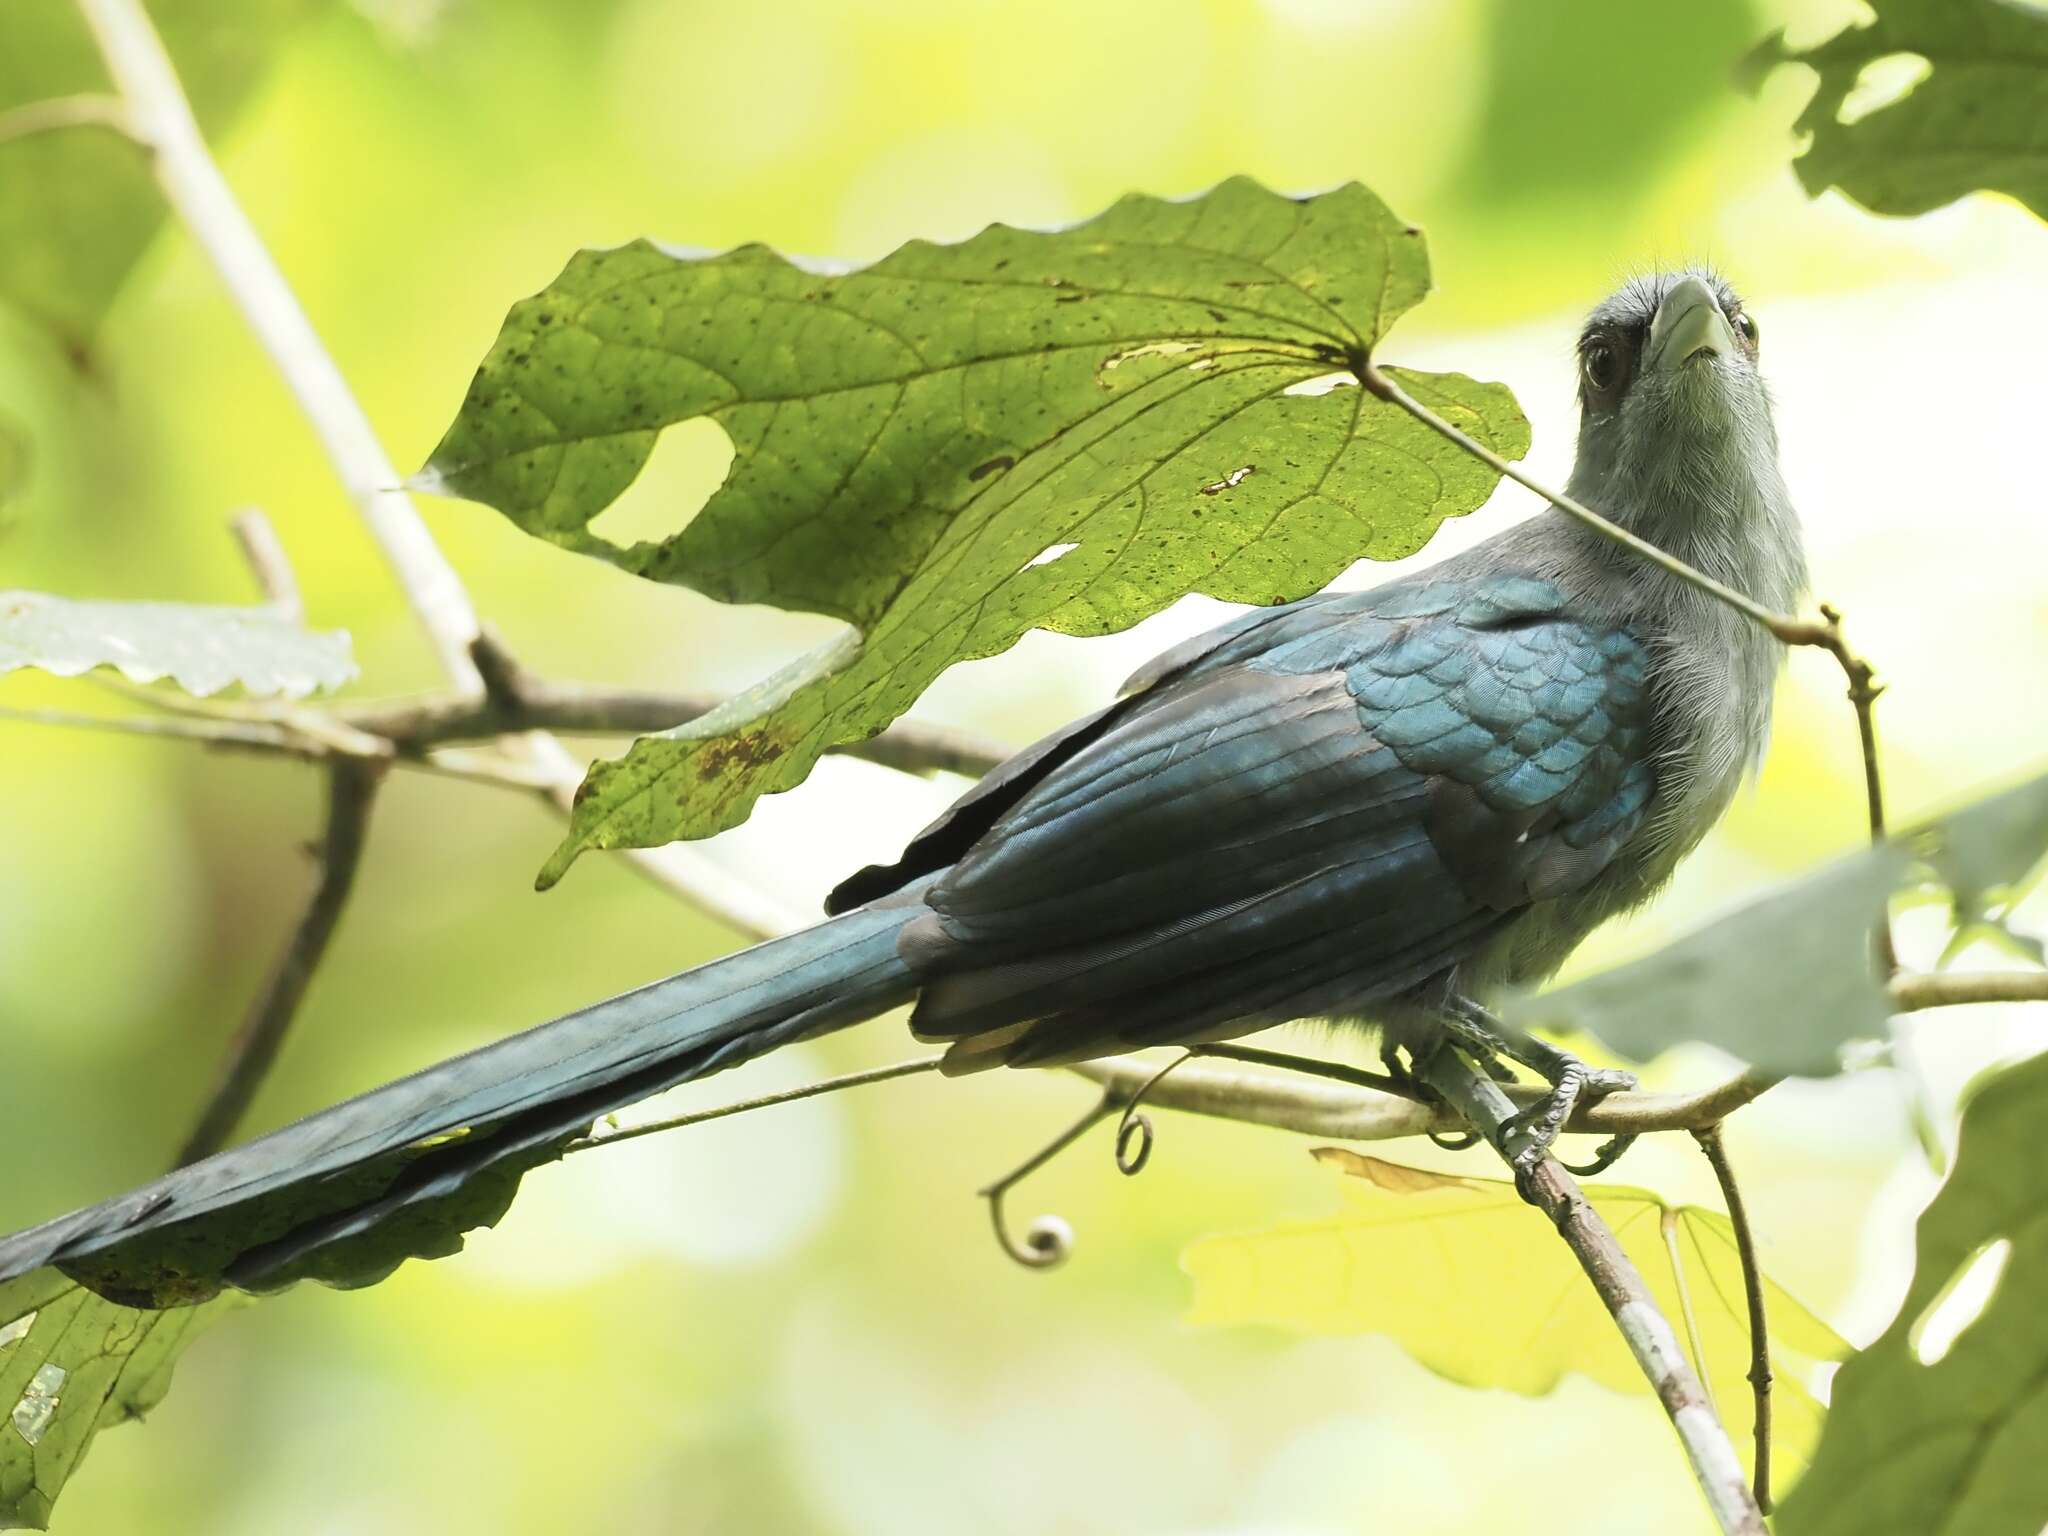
[
  {"xmin": 1780, "ymin": 1050, "xmax": 2048, "ymax": 1534},
  {"xmin": 0, "ymin": 590, "xmax": 355, "ymax": 698},
  {"xmin": 1746, "ymin": 0, "xmax": 2048, "ymax": 222},
  {"xmin": 1506, "ymin": 769, "xmax": 2048, "ymax": 1075},
  {"xmin": 0, "ymin": 1269, "xmax": 240, "ymax": 1530},
  {"xmin": 418, "ymin": 177, "xmax": 1529, "ymax": 885},
  {"xmin": 1184, "ymin": 1148, "xmax": 1847, "ymax": 1488}
]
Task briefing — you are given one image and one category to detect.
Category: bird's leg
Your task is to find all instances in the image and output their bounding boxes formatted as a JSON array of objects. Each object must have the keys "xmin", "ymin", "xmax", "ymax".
[{"xmin": 1441, "ymin": 996, "xmax": 1636, "ymax": 1170}]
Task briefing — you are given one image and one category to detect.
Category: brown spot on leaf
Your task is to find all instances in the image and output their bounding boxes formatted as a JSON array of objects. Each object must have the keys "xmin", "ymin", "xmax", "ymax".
[
  {"xmin": 696, "ymin": 733, "xmax": 788, "ymax": 780},
  {"xmin": 969, "ymin": 454, "xmax": 1015, "ymax": 482}
]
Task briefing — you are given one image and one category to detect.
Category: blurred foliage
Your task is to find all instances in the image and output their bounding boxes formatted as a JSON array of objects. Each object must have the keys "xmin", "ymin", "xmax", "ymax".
[
  {"xmin": 1781, "ymin": 1051, "xmax": 2048, "ymax": 1534},
  {"xmin": 1510, "ymin": 771, "xmax": 2048, "ymax": 1074},
  {"xmin": 1454, "ymin": 0, "xmax": 1760, "ymax": 225},
  {"xmin": 0, "ymin": 0, "xmax": 327, "ymax": 353},
  {"xmin": 1186, "ymin": 1147, "xmax": 1847, "ymax": 1489},
  {"xmin": 0, "ymin": 0, "xmax": 2043, "ymax": 1532},
  {"xmin": 423, "ymin": 180, "xmax": 1528, "ymax": 876},
  {"xmin": 0, "ymin": 591, "xmax": 354, "ymax": 697},
  {"xmin": 0, "ymin": 1274, "xmax": 239, "ymax": 1530},
  {"xmin": 1747, "ymin": 0, "xmax": 2048, "ymax": 222}
]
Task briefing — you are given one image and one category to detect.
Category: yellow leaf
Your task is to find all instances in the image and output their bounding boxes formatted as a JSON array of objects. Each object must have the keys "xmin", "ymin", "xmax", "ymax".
[{"xmin": 1182, "ymin": 1148, "xmax": 1848, "ymax": 1487}]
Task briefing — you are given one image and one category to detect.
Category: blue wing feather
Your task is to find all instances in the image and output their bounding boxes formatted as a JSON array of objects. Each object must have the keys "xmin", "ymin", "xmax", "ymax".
[{"xmin": 906, "ymin": 569, "xmax": 1658, "ymax": 1068}]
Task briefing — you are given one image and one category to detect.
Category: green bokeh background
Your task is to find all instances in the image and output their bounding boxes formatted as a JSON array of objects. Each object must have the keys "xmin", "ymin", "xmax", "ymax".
[{"xmin": 2, "ymin": 1, "xmax": 2045, "ymax": 1531}]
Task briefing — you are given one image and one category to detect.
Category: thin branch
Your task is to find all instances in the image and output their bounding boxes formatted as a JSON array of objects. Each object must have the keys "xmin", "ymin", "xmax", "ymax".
[
  {"xmin": 1072, "ymin": 1054, "xmax": 1776, "ymax": 1142},
  {"xmin": 1890, "ymin": 969, "xmax": 2048, "ymax": 1010},
  {"xmin": 564, "ymin": 1057, "xmax": 944, "ymax": 1153},
  {"xmin": 0, "ymin": 93, "xmax": 137, "ymax": 147},
  {"xmin": 0, "ymin": 704, "xmax": 309, "ymax": 754},
  {"xmin": 1421, "ymin": 1047, "xmax": 1765, "ymax": 1536},
  {"xmin": 1693, "ymin": 1124, "xmax": 1774, "ymax": 1514},
  {"xmin": 1193, "ymin": 1040, "xmax": 1423, "ymax": 1100},
  {"xmin": 229, "ymin": 508, "xmax": 302, "ymax": 620},
  {"xmin": 73, "ymin": 0, "xmax": 486, "ymax": 696},
  {"xmin": 173, "ymin": 759, "xmax": 382, "ymax": 1166}
]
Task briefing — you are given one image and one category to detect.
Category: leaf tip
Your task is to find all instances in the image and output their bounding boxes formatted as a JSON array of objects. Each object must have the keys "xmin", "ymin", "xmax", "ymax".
[{"xmin": 535, "ymin": 839, "xmax": 580, "ymax": 890}]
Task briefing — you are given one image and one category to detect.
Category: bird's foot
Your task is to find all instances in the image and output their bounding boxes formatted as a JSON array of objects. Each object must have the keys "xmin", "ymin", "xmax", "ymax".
[
  {"xmin": 1437, "ymin": 997, "xmax": 1635, "ymax": 1173},
  {"xmin": 1500, "ymin": 1054, "xmax": 1636, "ymax": 1173}
]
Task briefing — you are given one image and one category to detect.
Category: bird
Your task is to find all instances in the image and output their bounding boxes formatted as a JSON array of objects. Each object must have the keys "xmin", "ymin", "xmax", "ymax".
[{"xmin": 0, "ymin": 270, "xmax": 1806, "ymax": 1308}]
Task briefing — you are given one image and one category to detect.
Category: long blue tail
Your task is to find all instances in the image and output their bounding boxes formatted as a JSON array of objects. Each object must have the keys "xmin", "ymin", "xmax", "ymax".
[{"xmin": 0, "ymin": 895, "xmax": 925, "ymax": 1305}]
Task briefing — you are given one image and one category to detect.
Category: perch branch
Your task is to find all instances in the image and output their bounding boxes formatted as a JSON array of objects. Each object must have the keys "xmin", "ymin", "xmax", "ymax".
[
  {"xmin": 1420, "ymin": 1047, "xmax": 1765, "ymax": 1536},
  {"xmin": 173, "ymin": 759, "xmax": 382, "ymax": 1165},
  {"xmin": 1071, "ymin": 1053, "xmax": 1778, "ymax": 1141}
]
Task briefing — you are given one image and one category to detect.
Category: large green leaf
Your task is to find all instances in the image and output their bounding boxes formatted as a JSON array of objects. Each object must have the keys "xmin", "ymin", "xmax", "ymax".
[
  {"xmin": 0, "ymin": 1269, "xmax": 240, "ymax": 1530},
  {"xmin": 419, "ymin": 177, "xmax": 1529, "ymax": 886},
  {"xmin": 0, "ymin": 590, "xmax": 354, "ymax": 698},
  {"xmin": 1185, "ymin": 1148, "xmax": 1847, "ymax": 1489},
  {"xmin": 1747, "ymin": 0, "xmax": 2048, "ymax": 222},
  {"xmin": 0, "ymin": 0, "xmax": 327, "ymax": 350},
  {"xmin": 1779, "ymin": 1050, "xmax": 2048, "ymax": 1534},
  {"xmin": 1507, "ymin": 769, "xmax": 2048, "ymax": 1074}
]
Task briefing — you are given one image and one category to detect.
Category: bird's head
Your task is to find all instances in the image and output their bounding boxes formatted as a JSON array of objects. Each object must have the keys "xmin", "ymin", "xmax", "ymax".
[{"xmin": 1564, "ymin": 270, "xmax": 1796, "ymax": 592}]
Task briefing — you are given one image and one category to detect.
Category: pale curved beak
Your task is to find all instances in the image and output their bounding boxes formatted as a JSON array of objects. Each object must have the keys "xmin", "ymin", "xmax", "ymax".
[{"xmin": 1645, "ymin": 275, "xmax": 1735, "ymax": 373}]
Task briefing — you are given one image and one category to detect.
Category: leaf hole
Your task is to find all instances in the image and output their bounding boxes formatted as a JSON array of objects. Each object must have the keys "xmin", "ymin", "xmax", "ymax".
[
  {"xmin": 1836, "ymin": 52, "xmax": 1932, "ymax": 126},
  {"xmin": 10, "ymin": 1362, "xmax": 64, "ymax": 1446},
  {"xmin": 1282, "ymin": 370, "xmax": 1358, "ymax": 397},
  {"xmin": 587, "ymin": 417, "xmax": 735, "ymax": 551},
  {"xmin": 1022, "ymin": 542, "xmax": 1079, "ymax": 571},
  {"xmin": 0, "ymin": 1312, "xmax": 33, "ymax": 1352},
  {"xmin": 1910, "ymin": 1236, "xmax": 2010, "ymax": 1366}
]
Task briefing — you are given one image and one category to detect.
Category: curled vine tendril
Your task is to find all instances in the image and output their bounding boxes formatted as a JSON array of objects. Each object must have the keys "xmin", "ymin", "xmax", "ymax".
[
  {"xmin": 980, "ymin": 1052, "xmax": 1192, "ymax": 1270},
  {"xmin": 1559, "ymin": 1132, "xmax": 1639, "ymax": 1178}
]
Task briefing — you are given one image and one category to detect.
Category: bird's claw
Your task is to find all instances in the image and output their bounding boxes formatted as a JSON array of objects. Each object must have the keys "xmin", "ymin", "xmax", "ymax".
[{"xmin": 1501, "ymin": 1060, "xmax": 1637, "ymax": 1172}]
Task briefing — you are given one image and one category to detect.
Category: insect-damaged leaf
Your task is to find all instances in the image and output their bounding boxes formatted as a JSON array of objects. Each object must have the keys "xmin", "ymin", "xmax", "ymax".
[
  {"xmin": 1780, "ymin": 1051, "xmax": 2048, "ymax": 1535},
  {"xmin": 1745, "ymin": 0, "xmax": 2048, "ymax": 223},
  {"xmin": 0, "ymin": 1269, "xmax": 241, "ymax": 1530},
  {"xmin": 418, "ymin": 177, "xmax": 1529, "ymax": 885},
  {"xmin": 1184, "ymin": 1148, "xmax": 1847, "ymax": 1490},
  {"xmin": 1505, "ymin": 769, "xmax": 2048, "ymax": 1075}
]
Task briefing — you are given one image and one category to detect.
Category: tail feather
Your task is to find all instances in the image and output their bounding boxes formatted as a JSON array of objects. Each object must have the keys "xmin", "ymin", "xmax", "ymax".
[{"xmin": 0, "ymin": 895, "xmax": 925, "ymax": 1306}]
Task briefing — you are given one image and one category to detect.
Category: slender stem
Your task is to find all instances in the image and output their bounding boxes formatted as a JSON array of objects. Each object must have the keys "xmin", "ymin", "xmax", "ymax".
[
  {"xmin": 0, "ymin": 704, "xmax": 309, "ymax": 753},
  {"xmin": 1360, "ymin": 363, "xmax": 1795, "ymax": 636},
  {"xmin": 1193, "ymin": 1040, "xmax": 1422, "ymax": 1100},
  {"xmin": 1422, "ymin": 1048, "xmax": 1765, "ymax": 1536},
  {"xmin": 173, "ymin": 760, "xmax": 383, "ymax": 1166},
  {"xmin": 1360, "ymin": 359, "xmax": 1893, "ymax": 885},
  {"xmin": 73, "ymin": 0, "xmax": 486, "ymax": 695},
  {"xmin": 0, "ymin": 92, "xmax": 137, "ymax": 147},
  {"xmin": 1890, "ymin": 969, "xmax": 2048, "ymax": 1010},
  {"xmin": 229, "ymin": 508, "xmax": 302, "ymax": 619},
  {"xmin": 564, "ymin": 1057, "xmax": 944, "ymax": 1153},
  {"xmin": 1694, "ymin": 1124, "xmax": 1774, "ymax": 1514}
]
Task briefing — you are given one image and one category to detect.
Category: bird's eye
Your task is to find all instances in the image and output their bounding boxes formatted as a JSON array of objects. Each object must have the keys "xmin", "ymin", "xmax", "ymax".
[
  {"xmin": 1732, "ymin": 310, "xmax": 1759, "ymax": 350},
  {"xmin": 1581, "ymin": 342, "xmax": 1618, "ymax": 393}
]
